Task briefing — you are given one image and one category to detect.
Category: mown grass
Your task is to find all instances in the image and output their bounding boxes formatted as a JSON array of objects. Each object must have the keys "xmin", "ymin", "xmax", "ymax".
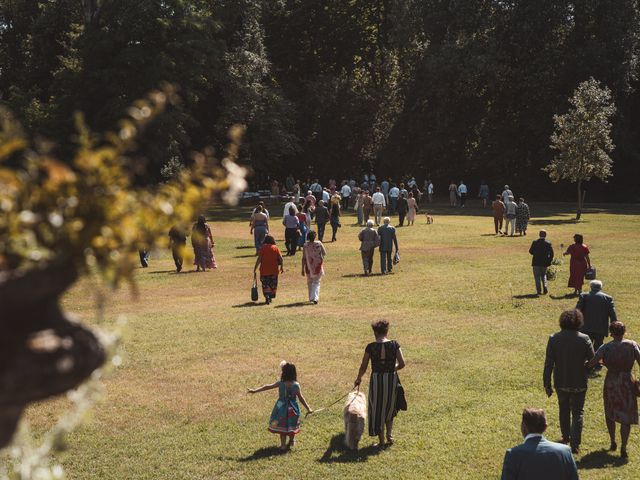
[{"xmin": 23, "ymin": 201, "xmax": 640, "ymax": 479}]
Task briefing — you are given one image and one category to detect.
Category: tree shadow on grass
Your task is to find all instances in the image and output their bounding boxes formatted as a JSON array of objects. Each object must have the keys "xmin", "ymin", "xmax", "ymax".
[
  {"xmin": 529, "ymin": 218, "xmax": 581, "ymax": 226},
  {"xmin": 232, "ymin": 302, "xmax": 263, "ymax": 308},
  {"xmin": 274, "ymin": 302, "xmax": 311, "ymax": 308},
  {"xmin": 577, "ymin": 449, "xmax": 628, "ymax": 469},
  {"xmin": 318, "ymin": 433, "xmax": 383, "ymax": 463},
  {"xmin": 239, "ymin": 446, "xmax": 284, "ymax": 461}
]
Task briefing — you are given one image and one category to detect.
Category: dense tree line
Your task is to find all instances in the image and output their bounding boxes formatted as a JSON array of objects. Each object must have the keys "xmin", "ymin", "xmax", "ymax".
[{"xmin": 1, "ymin": 0, "xmax": 638, "ymax": 199}]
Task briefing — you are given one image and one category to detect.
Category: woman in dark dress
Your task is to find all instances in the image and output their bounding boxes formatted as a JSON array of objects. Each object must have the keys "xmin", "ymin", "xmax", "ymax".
[
  {"xmin": 587, "ymin": 321, "xmax": 640, "ymax": 458},
  {"xmin": 354, "ymin": 319, "xmax": 406, "ymax": 446},
  {"xmin": 563, "ymin": 233, "xmax": 591, "ymax": 295},
  {"xmin": 329, "ymin": 202, "xmax": 341, "ymax": 242}
]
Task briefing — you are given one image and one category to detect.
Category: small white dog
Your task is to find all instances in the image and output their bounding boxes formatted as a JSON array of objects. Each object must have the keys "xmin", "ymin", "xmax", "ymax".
[{"xmin": 343, "ymin": 390, "xmax": 367, "ymax": 450}]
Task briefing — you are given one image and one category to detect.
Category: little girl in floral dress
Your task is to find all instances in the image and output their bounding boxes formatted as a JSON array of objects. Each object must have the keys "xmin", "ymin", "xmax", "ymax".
[{"xmin": 248, "ymin": 362, "xmax": 313, "ymax": 452}]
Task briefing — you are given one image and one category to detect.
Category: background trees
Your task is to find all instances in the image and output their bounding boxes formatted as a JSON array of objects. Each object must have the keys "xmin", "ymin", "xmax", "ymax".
[
  {"xmin": 547, "ymin": 78, "xmax": 616, "ymax": 219},
  {"xmin": 1, "ymin": 0, "xmax": 639, "ymax": 199}
]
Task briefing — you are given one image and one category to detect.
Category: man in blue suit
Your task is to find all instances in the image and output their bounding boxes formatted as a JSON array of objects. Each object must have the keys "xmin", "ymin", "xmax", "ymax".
[{"xmin": 501, "ymin": 408, "xmax": 579, "ymax": 480}]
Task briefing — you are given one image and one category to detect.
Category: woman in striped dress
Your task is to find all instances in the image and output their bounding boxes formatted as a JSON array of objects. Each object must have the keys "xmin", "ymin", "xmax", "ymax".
[{"xmin": 354, "ymin": 319, "xmax": 406, "ymax": 446}]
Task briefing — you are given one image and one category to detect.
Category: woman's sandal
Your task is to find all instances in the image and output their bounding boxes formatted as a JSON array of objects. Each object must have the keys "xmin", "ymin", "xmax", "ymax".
[{"xmin": 386, "ymin": 436, "xmax": 394, "ymax": 446}]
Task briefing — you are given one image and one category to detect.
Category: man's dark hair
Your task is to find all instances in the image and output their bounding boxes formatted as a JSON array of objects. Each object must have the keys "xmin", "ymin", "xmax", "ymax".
[
  {"xmin": 559, "ymin": 309, "xmax": 584, "ymax": 330},
  {"xmin": 610, "ymin": 321, "xmax": 626, "ymax": 337},
  {"xmin": 306, "ymin": 230, "xmax": 317, "ymax": 242},
  {"xmin": 522, "ymin": 408, "xmax": 547, "ymax": 434}
]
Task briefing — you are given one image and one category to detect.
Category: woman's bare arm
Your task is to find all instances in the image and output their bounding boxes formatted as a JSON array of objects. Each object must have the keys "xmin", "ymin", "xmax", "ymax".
[
  {"xmin": 585, "ymin": 254, "xmax": 591, "ymax": 268},
  {"xmin": 248, "ymin": 381, "xmax": 279, "ymax": 394},
  {"xmin": 354, "ymin": 352, "xmax": 370, "ymax": 387}
]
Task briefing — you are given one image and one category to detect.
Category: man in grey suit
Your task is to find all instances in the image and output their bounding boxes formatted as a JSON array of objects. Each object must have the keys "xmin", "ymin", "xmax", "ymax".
[
  {"xmin": 501, "ymin": 408, "xmax": 578, "ymax": 480},
  {"xmin": 544, "ymin": 309, "xmax": 594, "ymax": 454},
  {"xmin": 576, "ymin": 279, "xmax": 617, "ymax": 353},
  {"xmin": 377, "ymin": 217, "xmax": 399, "ymax": 274}
]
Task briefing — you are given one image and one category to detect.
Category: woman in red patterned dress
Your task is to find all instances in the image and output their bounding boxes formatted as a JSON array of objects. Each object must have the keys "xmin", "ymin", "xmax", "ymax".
[
  {"xmin": 563, "ymin": 233, "xmax": 591, "ymax": 295},
  {"xmin": 588, "ymin": 321, "xmax": 640, "ymax": 458}
]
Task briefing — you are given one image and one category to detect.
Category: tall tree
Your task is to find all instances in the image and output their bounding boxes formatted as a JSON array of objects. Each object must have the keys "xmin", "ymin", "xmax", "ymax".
[{"xmin": 546, "ymin": 78, "xmax": 616, "ymax": 219}]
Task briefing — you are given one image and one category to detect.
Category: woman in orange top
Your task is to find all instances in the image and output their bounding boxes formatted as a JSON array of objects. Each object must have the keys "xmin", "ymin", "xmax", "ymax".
[{"xmin": 254, "ymin": 235, "xmax": 284, "ymax": 304}]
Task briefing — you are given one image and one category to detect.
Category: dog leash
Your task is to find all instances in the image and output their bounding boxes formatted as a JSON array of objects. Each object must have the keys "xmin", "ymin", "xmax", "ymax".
[{"xmin": 303, "ymin": 386, "xmax": 360, "ymax": 420}]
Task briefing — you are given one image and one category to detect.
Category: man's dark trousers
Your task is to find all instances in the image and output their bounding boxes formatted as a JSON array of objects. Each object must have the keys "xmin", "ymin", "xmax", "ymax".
[{"xmin": 557, "ymin": 390, "xmax": 586, "ymax": 449}]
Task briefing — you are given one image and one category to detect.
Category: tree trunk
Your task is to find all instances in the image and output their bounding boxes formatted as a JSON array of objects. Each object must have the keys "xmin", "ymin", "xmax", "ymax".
[
  {"xmin": 0, "ymin": 263, "xmax": 105, "ymax": 448},
  {"xmin": 576, "ymin": 179, "xmax": 582, "ymax": 220}
]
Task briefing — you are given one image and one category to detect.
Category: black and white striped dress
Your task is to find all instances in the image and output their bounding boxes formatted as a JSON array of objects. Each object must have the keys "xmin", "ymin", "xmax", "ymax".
[{"xmin": 366, "ymin": 340, "xmax": 400, "ymax": 436}]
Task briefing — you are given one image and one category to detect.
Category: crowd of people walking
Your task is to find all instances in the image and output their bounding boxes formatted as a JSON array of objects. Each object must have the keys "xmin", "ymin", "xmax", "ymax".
[{"xmin": 149, "ymin": 173, "xmax": 631, "ymax": 478}]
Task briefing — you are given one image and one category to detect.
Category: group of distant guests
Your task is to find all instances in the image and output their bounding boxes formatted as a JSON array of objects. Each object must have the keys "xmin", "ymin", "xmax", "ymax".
[{"xmin": 491, "ymin": 185, "xmax": 531, "ymax": 236}]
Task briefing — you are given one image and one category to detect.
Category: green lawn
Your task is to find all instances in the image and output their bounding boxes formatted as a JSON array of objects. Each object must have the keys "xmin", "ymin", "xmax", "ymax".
[{"xmin": 23, "ymin": 201, "xmax": 640, "ymax": 479}]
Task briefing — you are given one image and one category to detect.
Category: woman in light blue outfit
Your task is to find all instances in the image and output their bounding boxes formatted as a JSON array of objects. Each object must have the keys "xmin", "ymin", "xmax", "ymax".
[
  {"xmin": 250, "ymin": 205, "xmax": 269, "ymax": 255},
  {"xmin": 248, "ymin": 362, "xmax": 313, "ymax": 452}
]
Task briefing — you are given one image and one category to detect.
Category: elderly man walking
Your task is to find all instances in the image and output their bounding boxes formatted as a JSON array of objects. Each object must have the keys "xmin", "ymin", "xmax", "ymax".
[
  {"xmin": 377, "ymin": 217, "xmax": 399, "ymax": 274},
  {"xmin": 576, "ymin": 280, "xmax": 617, "ymax": 354},
  {"xmin": 372, "ymin": 187, "xmax": 386, "ymax": 226},
  {"xmin": 529, "ymin": 230, "xmax": 554, "ymax": 295},
  {"xmin": 501, "ymin": 408, "xmax": 578, "ymax": 480},
  {"xmin": 543, "ymin": 309, "xmax": 595, "ymax": 455}
]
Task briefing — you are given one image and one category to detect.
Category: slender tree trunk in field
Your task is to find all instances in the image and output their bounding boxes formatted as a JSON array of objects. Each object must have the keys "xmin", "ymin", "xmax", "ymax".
[{"xmin": 576, "ymin": 179, "xmax": 582, "ymax": 220}]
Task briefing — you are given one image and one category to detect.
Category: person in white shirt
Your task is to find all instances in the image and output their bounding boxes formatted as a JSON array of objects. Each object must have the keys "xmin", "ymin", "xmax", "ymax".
[
  {"xmin": 322, "ymin": 189, "xmax": 330, "ymax": 204},
  {"xmin": 408, "ymin": 177, "xmax": 417, "ymax": 189},
  {"xmin": 505, "ymin": 196, "xmax": 517, "ymax": 236},
  {"xmin": 388, "ymin": 184, "xmax": 400, "ymax": 213},
  {"xmin": 371, "ymin": 187, "xmax": 386, "ymax": 226},
  {"xmin": 340, "ymin": 182, "xmax": 352, "ymax": 211},
  {"xmin": 502, "ymin": 185, "xmax": 513, "ymax": 205},
  {"xmin": 283, "ymin": 197, "xmax": 298, "ymax": 219},
  {"xmin": 427, "ymin": 180, "xmax": 434, "ymax": 203},
  {"xmin": 458, "ymin": 181, "xmax": 468, "ymax": 207}
]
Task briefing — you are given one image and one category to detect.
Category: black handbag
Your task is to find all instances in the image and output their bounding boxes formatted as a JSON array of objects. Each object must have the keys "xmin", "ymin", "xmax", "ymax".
[
  {"xmin": 251, "ymin": 275, "xmax": 259, "ymax": 302},
  {"xmin": 585, "ymin": 266, "xmax": 596, "ymax": 280},
  {"xmin": 396, "ymin": 380, "xmax": 407, "ymax": 411}
]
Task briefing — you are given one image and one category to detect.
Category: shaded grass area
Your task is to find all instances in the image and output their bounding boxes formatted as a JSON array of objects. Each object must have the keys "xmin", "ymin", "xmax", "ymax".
[{"xmin": 23, "ymin": 202, "xmax": 640, "ymax": 479}]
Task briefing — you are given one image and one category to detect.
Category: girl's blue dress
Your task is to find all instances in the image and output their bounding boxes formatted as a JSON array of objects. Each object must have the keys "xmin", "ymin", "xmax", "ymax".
[{"xmin": 268, "ymin": 381, "xmax": 301, "ymax": 435}]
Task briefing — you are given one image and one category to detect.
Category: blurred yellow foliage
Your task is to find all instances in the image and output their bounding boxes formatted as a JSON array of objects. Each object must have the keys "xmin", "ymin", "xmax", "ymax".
[{"xmin": 0, "ymin": 87, "xmax": 247, "ymax": 283}]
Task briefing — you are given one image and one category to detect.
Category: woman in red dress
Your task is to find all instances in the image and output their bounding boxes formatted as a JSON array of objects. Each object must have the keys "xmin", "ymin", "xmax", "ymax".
[{"xmin": 563, "ymin": 233, "xmax": 591, "ymax": 295}]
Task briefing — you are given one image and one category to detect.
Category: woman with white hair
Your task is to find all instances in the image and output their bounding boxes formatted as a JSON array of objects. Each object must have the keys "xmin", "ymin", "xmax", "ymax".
[{"xmin": 358, "ymin": 220, "xmax": 379, "ymax": 276}]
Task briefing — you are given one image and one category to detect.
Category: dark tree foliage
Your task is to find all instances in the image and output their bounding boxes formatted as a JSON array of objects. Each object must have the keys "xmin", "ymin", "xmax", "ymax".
[{"xmin": 1, "ymin": 0, "xmax": 639, "ymax": 198}]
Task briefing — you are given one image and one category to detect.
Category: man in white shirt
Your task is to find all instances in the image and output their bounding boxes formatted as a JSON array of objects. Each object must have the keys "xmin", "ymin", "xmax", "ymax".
[
  {"xmin": 340, "ymin": 182, "xmax": 352, "ymax": 211},
  {"xmin": 388, "ymin": 184, "xmax": 400, "ymax": 214},
  {"xmin": 322, "ymin": 188, "xmax": 330, "ymax": 204},
  {"xmin": 371, "ymin": 187, "xmax": 386, "ymax": 226},
  {"xmin": 408, "ymin": 177, "xmax": 417, "ymax": 189},
  {"xmin": 458, "ymin": 181, "xmax": 468, "ymax": 207},
  {"xmin": 427, "ymin": 180, "xmax": 434, "ymax": 203},
  {"xmin": 502, "ymin": 185, "xmax": 513, "ymax": 205},
  {"xmin": 283, "ymin": 197, "xmax": 298, "ymax": 219}
]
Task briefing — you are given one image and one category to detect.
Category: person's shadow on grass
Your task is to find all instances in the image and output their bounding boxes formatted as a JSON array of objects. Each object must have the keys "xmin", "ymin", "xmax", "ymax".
[
  {"xmin": 232, "ymin": 302, "xmax": 263, "ymax": 308},
  {"xmin": 550, "ymin": 293, "xmax": 579, "ymax": 300},
  {"xmin": 274, "ymin": 302, "xmax": 311, "ymax": 308},
  {"xmin": 239, "ymin": 446, "xmax": 283, "ymax": 461},
  {"xmin": 577, "ymin": 449, "xmax": 628, "ymax": 469},
  {"xmin": 318, "ymin": 433, "xmax": 383, "ymax": 463},
  {"xmin": 512, "ymin": 294, "xmax": 540, "ymax": 299}
]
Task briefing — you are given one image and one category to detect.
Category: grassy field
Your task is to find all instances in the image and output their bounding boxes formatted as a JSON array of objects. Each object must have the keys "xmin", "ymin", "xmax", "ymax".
[{"xmin": 21, "ymin": 201, "xmax": 640, "ymax": 479}]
